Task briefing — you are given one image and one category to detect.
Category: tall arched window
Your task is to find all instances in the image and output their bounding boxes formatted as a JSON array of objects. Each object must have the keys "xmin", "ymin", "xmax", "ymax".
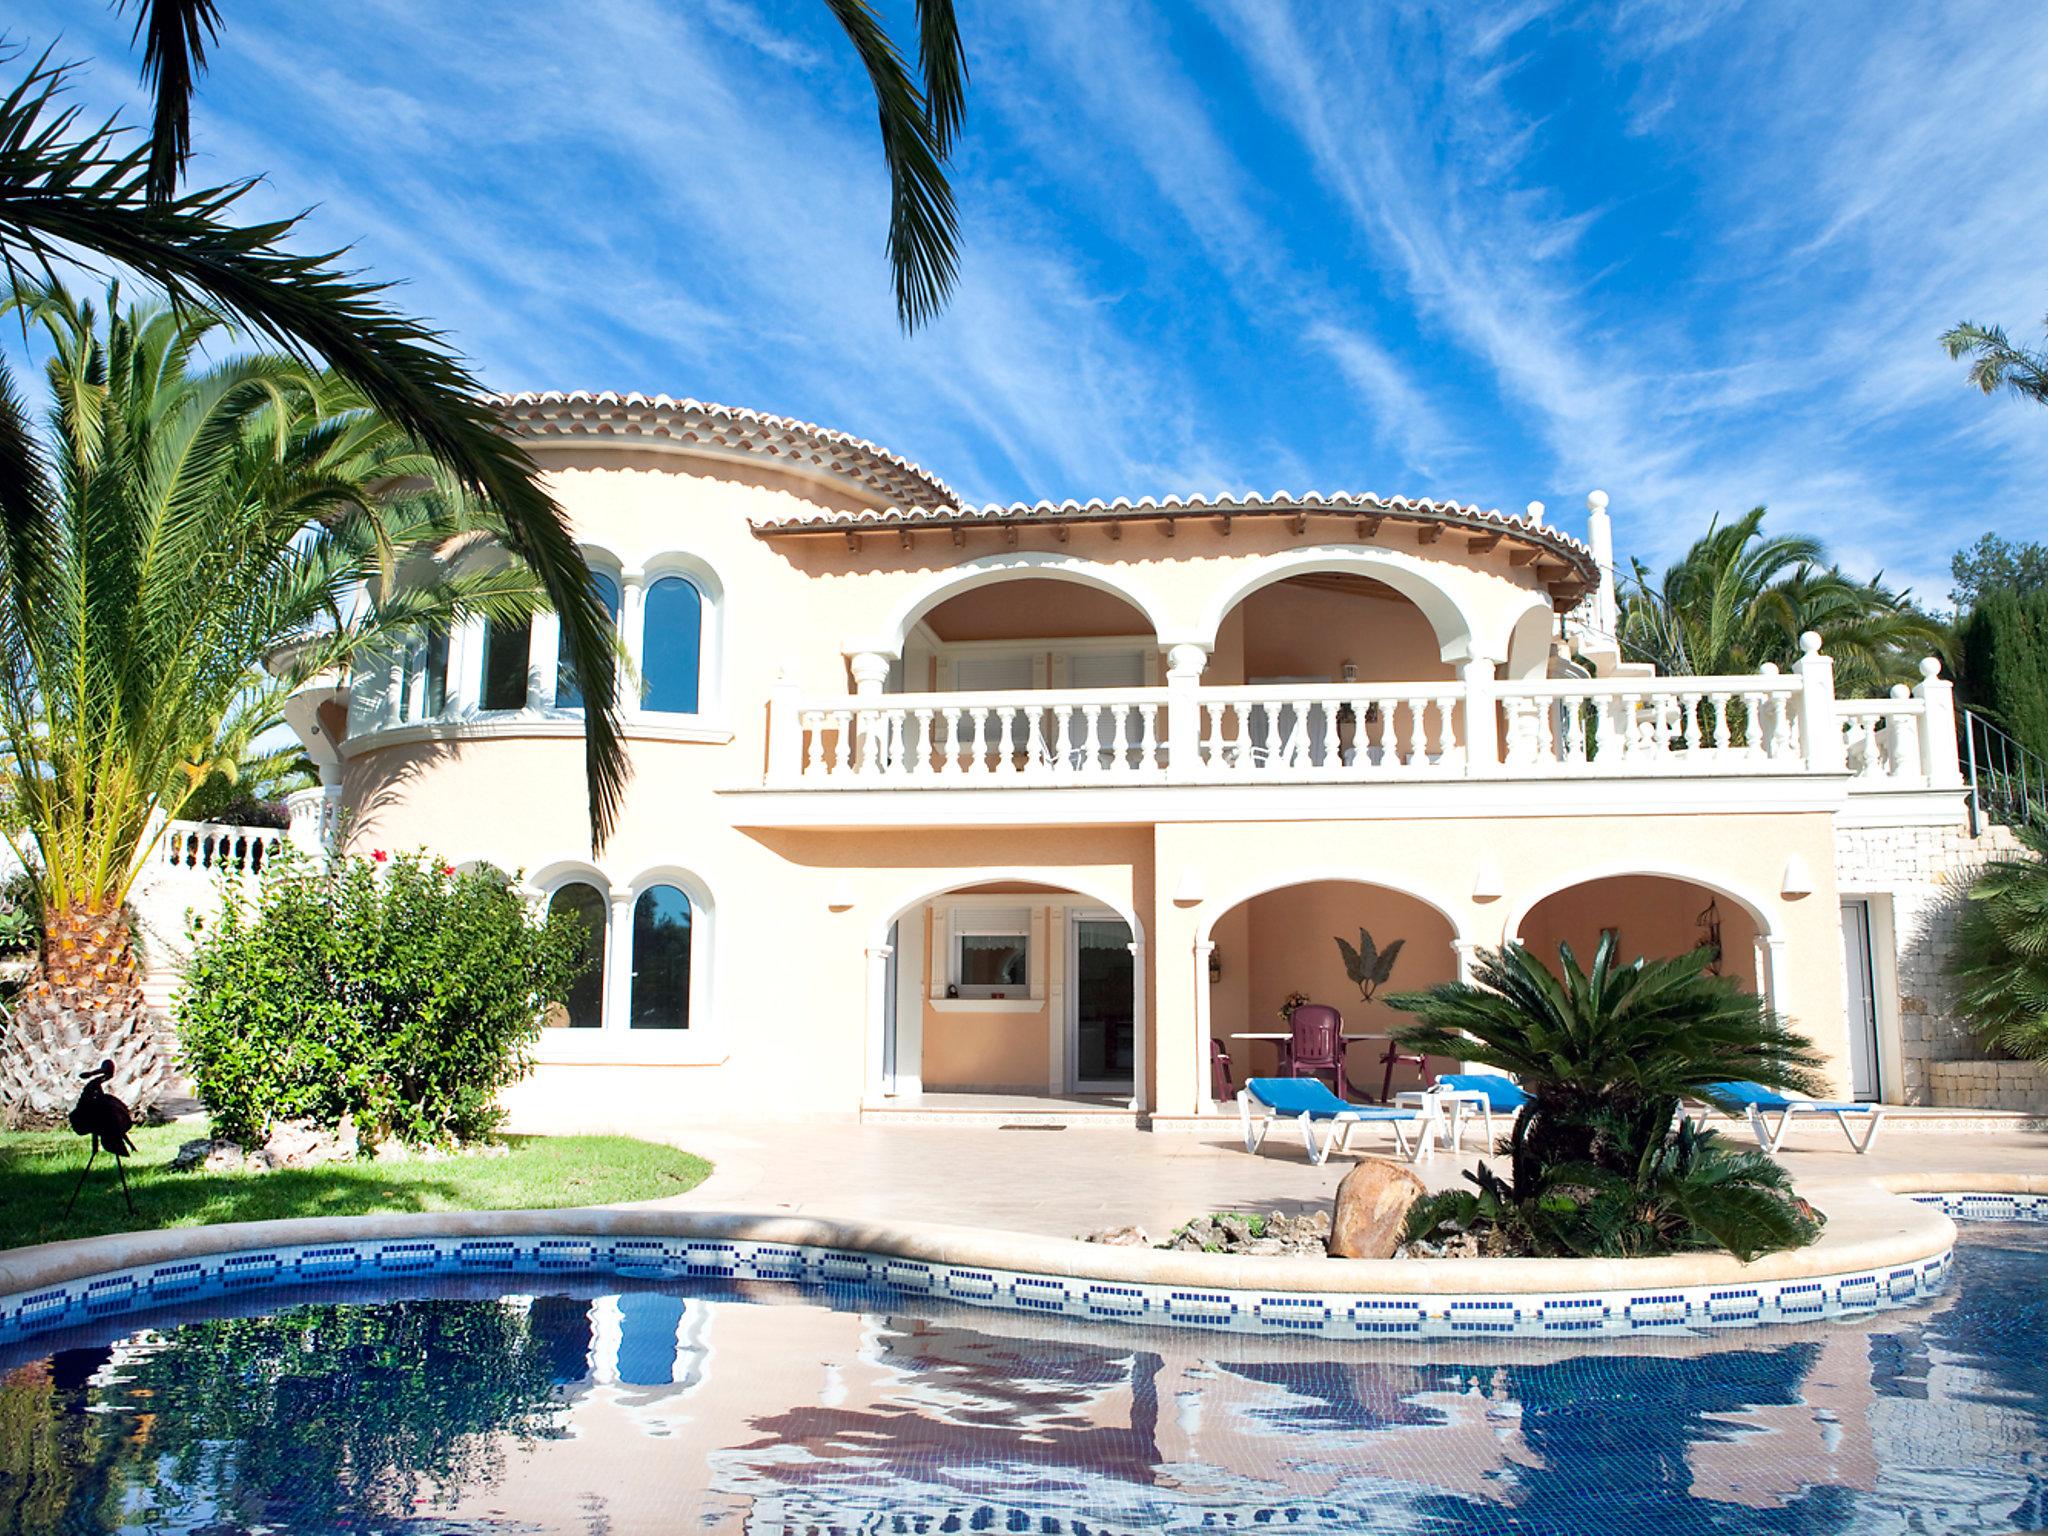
[
  {"xmin": 555, "ymin": 573, "xmax": 620, "ymax": 711},
  {"xmin": 480, "ymin": 614, "xmax": 532, "ymax": 711},
  {"xmin": 641, "ymin": 576, "xmax": 703, "ymax": 714},
  {"xmin": 631, "ymin": 885, "xmax": 692, "ymax": 1029},
  {"xmin": 546, "ymin": 882, "xmax": 607, "ymax": 1029}
]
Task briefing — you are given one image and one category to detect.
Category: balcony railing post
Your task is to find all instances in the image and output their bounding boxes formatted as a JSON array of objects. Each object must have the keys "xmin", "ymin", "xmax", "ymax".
[
  {"xmin": 767, "ymin": 668, "xmax": 803, "ymax": 785},
  {"xmin": 1794, "ymin": 632, "xmax": 1843, "ymax": 772},
  {"xmin": 1913, "ymin": 656, "xmax": 1962, "ymax": 789},
  {"xmin": 1459, "ymin": 659, "xmax": 1501, "ymax": 777},
  {"xmin": 1164, "ymin": 644, "xmax": 1208, "ymax": 783}
]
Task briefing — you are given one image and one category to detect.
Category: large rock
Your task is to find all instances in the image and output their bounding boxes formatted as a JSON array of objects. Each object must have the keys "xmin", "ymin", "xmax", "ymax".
[{"xmin": 1327, "ymin": 1158, "xmax": 1427, "ymax": 1259}]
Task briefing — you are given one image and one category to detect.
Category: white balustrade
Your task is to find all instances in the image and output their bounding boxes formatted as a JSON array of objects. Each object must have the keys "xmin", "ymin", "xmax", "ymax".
[
  {"xmin": 795, "ymin": 689, "xmax": 1169, "ymax": 783},
  {"xmin": 1195, "ymin": 684, "xmax": 1465, "ymax": 778},
  {"xmin": 768, "ymin": 653, "xmax": 1960, "ymax": 792},
  {"xmin": 1498, "ymin": 673, "xmax": 1807, "ymax": 775},
  {"xmin": 158, "ymin": 820, "xmax": 287, "ymax": 876}
]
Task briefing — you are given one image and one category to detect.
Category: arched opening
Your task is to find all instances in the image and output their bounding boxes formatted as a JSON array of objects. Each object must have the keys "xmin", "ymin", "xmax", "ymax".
[
  {"xmin": 1204, "ymin": 878, "xmax": 1460, "ymax": 1106},
  {"xmin": 877, "ymin": 878, "xmax": 1143, "ymax": 1107},
  {"xmin": 1513, "ymin": 874, "xmax": 1765, "ymax": 992},
  {"xmin": 545, "ymin": 881, "xmax": 608, "ymax": 1029},
  {"xmin": 897, "ymin": 576, "xmax": 1160, "ymax": 693},
  {"xmin": 1202, "ymin": 572, "xmax": 1466, "ymax": 773},
  {"xmin": 631, "ymin": 883, "xmax": 694, "ymax": 1028},
  {"xmin": 642, "ymin": 576, "xmax": 705, "ymax": 715}
]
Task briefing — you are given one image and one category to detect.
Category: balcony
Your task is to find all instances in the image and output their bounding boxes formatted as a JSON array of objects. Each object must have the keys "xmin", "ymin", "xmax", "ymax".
[{"xmin": 761, "ymin": 639, "xmax": 1961, "ymax": 797}]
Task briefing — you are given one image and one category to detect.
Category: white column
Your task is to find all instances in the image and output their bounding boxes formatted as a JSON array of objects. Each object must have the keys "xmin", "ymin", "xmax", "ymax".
[
  {"xmin": 891, "ymin": 909, "xmax": 925, "ymax": 1100},
  {"xmin": 448, "ymin": 617, "xmax": 485, "ymax": 714},
  {"xmin": 864, "ymin": 943, "xmax": 895, "ymax": 1104},
  {"xmin": 1452, "ymin": 939, "xmax": 1484, "ymax": 1074},
  {"xmin": 528, "ymin": 610, "xmax": 561, "ymax": 712},
  {"xmin": 850, "ymin": 651, "xmax": 893, "ymax": 696},
  {"xmin": 606, "ymin": 888, "xmax": 636, "ymax": 1031},
  {"xmin": 1192, "ymin": 939, "xmax": 1215, "ymax": 1111},
  {"xmin": 617, "ymin": 569, "xmax": 647, "ymax": 719},
  {"xmin": 1127, "ymin": 937, "xmax": 1148, "ymax": 1113},
  {"xmin": 1795, "ymin": 632, "xmax": 1843, "ymax": 772},
  {"xmin": 1761, "ymin": 935, "xmax": 1792, "ymax": 1021},
  {"xmin": 384, "ymin": 649, "xmax": 406, "ymax": 727},
  {"xmin": 1164, "ymin": 643, "xmax": 1209, "ymax": 783},
  {"xmin": 1914, "ymin": 656, "xmax": 1962, "ymax": 788},
  {"xmin": 1460, "ymin": 659, "xmax": 1501, "ymax": 777},
  {"xmin": 1586, "ymin": 490, "xmax": 1617, "ymax": 638},
  {"xmin": 766, "ymin": 664, "xmax": 803, "ymax": 784}
]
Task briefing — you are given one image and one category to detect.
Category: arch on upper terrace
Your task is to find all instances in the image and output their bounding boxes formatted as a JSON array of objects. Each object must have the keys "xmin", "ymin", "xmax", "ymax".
[
  {"xmin": 847, "ymin": 551, "xmax": 1173, "ymax": 660},
  {"xmin": 1191, "ymin": 546, "xmax": 1494, "ymax": 666}
]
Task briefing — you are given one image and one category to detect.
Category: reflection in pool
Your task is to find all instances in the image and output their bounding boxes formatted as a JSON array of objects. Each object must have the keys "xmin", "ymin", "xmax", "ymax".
[{"xmin": 1, "ymin": 1225, "xmax": 2043, "ymax": 1534}]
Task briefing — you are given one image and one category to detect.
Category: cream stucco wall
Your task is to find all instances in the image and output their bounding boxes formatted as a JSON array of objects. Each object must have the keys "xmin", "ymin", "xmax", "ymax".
[{"xmin": 318, "ymin": 440, "xmax": 1895, "ymax": 1131}]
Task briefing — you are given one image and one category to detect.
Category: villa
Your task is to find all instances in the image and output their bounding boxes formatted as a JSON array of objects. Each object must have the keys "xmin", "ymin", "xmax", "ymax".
[{"xmin": 163, "ymin": 391, "xmax": 2003, "ymax": 1132}]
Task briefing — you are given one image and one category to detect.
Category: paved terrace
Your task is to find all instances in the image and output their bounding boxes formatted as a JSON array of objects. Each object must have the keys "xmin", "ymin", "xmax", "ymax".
[{"xmin": 639, "ymin": 1114, "xmax": 2048, "ymax": 1241}]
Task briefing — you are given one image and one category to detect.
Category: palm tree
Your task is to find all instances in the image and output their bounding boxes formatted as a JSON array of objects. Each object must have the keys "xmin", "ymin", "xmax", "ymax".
[
  {"xmin": 1386, "ymin": 935, "xmax": 1824, "ymax": 1259},
  {"xmin": 1943, "ymin": 314, "xmax": 2048, "ymax": 408},
  {"xmin": 1949, "ymin": 824, "xmax": 2048, "ymax": 1062},
  {"xmin": 1618, "ymin": 506, "xmax": 1945, "ymax": 694},
  {"xmin": 0, "ymin": 280, "xmax": 550, "ymax": 1125},
  {"xmin": 2, "ymin": 0, "xmax": 971, "ymax": 844}
]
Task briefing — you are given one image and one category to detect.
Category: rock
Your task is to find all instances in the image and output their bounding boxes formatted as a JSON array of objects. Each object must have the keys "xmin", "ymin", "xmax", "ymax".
[
  {"xmin": 1327, "ymin": 1158, "xmax": 1427, "ymax": 1260},
  {"xmin": 1081, "ymin": 1224, "xmax": 1152, "ymax": 1247},
  {"xmin": 167, "ymin": 1137, "xmax": 214, "ymax": 1172},
  {"xmin": 260, "ymin": 1117, "xmax": 358, "ymax": 1168}
]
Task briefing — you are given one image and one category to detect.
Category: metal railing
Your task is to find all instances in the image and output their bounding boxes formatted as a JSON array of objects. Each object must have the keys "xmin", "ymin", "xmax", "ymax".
[{"xmin": 1963, "ymin": 707, "xmax": 2048, "ymax": 833}]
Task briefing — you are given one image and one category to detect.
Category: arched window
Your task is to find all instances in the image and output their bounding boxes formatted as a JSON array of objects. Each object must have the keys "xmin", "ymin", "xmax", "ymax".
[
  {"xmin": 546, "ymin": 882, "xmax": 607, "ymax": 1029},
  {"xmin": 480, "ymin": 614, "xmax": 532, "ymax": 711},
  {"xmin": 641, "ymin": 576, "xmax": 703, "ymax": 714},
  {"xmin": 631, "ymin": 885, "xmax": 692, "ymax": 1029},
  {"xmin": 555, "ymin": 573, "xmax": 621, "ymax": 711}
]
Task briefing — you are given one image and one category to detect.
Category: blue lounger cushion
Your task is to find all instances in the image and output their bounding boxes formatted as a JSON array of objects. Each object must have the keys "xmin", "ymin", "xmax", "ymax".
[
  {"xmin": 1243, "ymin": 1077, "xmax": 1418, "ymax": 1120},
  {"xmin": 1704, "ymin": 1080, "xmax": 1874, "ymax": 1113},
  {"xmin": 1435, "ymin": 1073, "xmax": 1529, "ymax": 1110}
]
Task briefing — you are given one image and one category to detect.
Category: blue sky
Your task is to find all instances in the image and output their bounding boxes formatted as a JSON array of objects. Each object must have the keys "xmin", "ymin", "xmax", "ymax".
[{"xmin": 11, "ymin": 1, "xmax": 2048, "ymax": 600}]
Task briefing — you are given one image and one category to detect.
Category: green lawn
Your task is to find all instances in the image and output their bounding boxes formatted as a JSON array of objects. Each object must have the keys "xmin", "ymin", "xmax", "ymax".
[{"xmin": 0, "ymin": 1123, "xmax": 713, "ymax": 1250}]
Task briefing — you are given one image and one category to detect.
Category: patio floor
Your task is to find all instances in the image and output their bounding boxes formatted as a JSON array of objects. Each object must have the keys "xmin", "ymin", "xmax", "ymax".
[{"xmin": 628, "ymin": 1115, "xmax": 2048, "ymax": 1243}]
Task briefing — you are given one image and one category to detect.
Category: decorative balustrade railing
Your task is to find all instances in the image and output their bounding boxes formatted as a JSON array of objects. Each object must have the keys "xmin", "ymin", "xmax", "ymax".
[
  {"xmin": 1501, "ymin": 673, "xmax": 1806, "ymax": 774},
  {"xmin": 766, "ymin": 643, "xmax": 1964, "ymax": 794},
  {"xmin": 794, "ymin": 689, "xmax": 1170, "ymax": 782},
  {"xmin": 1195, "ymin": 684, "xmax": 1465, "ymax": 778},
  {"xmin": 157, "ymin": 820, "xmax": 286, "ymax": 876}
]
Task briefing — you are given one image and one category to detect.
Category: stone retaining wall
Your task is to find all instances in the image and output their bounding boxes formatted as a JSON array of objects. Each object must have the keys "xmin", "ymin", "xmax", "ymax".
[
  {"xmin": 1836, "ymin": 819, "xmax": 2020, "ymax": 1104},
  {"xmin": 1929, "ymin": 1059, "xmax": 2048, "ymax": 1114}
]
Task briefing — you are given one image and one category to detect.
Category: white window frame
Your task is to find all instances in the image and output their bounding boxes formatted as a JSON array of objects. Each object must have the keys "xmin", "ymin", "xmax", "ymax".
[
  {"xmin": 940, "ymin": 899, "xmax": 1038, "ymax": 1003},
  {"xmin": 636, "ymin": 553, "xmax": 725, "ymax": 724}
]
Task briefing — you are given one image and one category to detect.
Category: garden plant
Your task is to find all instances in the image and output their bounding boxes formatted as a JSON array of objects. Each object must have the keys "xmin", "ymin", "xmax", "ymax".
[{"xmin": 1387, "ymin": 936, "xmax": 1827, "ymax": 1261}]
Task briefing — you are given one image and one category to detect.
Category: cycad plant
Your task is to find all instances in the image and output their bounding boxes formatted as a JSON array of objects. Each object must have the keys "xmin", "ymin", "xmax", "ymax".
[
  {"xmin": 1386, "ymin": 936, "xmax": 1826, "ymax": 1260},
  {"xmin": 1949, "ymin": 824, "xmax": 2048, "ymax": 1061},
  {"xmin": 0, "ymin": 280, "xmax": 547, "ymax": 1124}
]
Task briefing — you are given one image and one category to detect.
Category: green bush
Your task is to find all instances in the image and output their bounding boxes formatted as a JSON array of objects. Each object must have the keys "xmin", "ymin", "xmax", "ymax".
[
  {"xmin": 1950, "ymin": 823, "xmax": 2048, "ymax": 1060},
  {"xmin": 177, "ymin": 848, "xmax": 587, "ymax": 1147}
]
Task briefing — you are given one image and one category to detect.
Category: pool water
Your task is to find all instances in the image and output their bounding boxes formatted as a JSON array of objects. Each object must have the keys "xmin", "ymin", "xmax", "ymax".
[{"xmin": 2, "ymin": 1225, "xmax": 2043, "ymax": 1535}]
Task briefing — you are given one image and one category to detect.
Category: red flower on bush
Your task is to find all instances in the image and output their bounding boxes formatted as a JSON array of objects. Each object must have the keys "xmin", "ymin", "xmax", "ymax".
[
  {"xmin": 371, "ymin": 849, "xmax": 388, "ymax": 863},
  {"xmin": 442, "ymin": 865, "xmax": 456, "ymax": 876}
]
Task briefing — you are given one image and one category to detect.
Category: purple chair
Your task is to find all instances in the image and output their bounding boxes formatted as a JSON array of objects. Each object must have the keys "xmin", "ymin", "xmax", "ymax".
[
  {"xmin": 1278, "ymin": 1005, "xmax": 1351, "ymax": 1101},
  {"xmin": 1208, "ymin": 1038, "xmax": 1236, "ymax": 1103}
]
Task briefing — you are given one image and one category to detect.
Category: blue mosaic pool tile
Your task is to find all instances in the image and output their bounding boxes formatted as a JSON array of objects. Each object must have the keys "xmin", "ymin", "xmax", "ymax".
[{"xmin": 5, "ymin": 1194, "xmax": 2024, "ymax": 1347}]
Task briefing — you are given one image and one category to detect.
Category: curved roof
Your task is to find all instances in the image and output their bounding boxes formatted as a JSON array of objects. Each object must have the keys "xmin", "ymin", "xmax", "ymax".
[{"xmin": 492, "ymin": 391, "xmax": 962, "ymax": 510}]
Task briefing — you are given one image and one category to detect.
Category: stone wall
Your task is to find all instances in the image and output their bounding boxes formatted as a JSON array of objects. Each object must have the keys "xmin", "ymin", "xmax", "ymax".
[
  {"xmin": 1929, "ymin": 1059, "xmax": 2048, "ymax": 1114},
  {"xmin": 1835, "ymin": 818, "xmax": 2022, "ymax": 1104}
]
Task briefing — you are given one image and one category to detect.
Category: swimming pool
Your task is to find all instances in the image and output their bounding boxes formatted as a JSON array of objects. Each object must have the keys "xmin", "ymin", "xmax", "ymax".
[{"xmin": 2, "ymin": 1222, "xmax": 2042, "ymax": 1534}]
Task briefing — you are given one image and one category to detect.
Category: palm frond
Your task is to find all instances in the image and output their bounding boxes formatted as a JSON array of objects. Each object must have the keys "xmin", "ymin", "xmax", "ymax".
[{"xmin": 115, "ymin": 0, "xmax": 224, "ymax": 203}]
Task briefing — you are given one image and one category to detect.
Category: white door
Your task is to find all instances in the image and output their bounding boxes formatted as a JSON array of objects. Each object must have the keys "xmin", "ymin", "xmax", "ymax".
[{"xmin": 1840, "ymin": 900, "xmax": 1880, "ymax": 1101}]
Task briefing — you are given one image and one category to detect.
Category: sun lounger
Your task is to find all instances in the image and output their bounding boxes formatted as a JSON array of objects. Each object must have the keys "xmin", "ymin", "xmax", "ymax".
[
  {"xmin": 1238, "ymin": 1076, "xmax": 1435, "ymax": 1165},
  {"xmin": 1701, "ymin": 1080, "xmax": 1887, "ymax": 1155}
]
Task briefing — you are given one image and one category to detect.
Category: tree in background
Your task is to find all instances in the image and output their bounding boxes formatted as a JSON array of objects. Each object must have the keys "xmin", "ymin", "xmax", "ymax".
[
  {"xmin": 1618, "ymin": 507, "xmax": 1944, "ymax": 696},
  {"xmin": 1951, "ymin": 533, "xmax": 2048, "ymax": 611},
  {"xmin": 3, "ymin": 0, "xmax": 971, "ymax": 844},
  {"xmin": 1955, "ymin": 588, "xmax": 2048, "ymax": 765},
  {"xmin": 0, "ymin": 281, "xmax": 549, "ymax": 1125}
]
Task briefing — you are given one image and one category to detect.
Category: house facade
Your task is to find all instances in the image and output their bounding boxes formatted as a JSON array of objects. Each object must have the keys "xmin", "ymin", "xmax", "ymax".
[{"xmin": 262, "ymin": 391, "xmax": 1984, "ymax": 1130}]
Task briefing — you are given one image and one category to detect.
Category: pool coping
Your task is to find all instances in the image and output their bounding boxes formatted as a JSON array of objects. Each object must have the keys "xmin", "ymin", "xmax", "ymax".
[{"xmin": 4, "ymin": 1170, "xmax": 2043, "ymax": 1344}]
